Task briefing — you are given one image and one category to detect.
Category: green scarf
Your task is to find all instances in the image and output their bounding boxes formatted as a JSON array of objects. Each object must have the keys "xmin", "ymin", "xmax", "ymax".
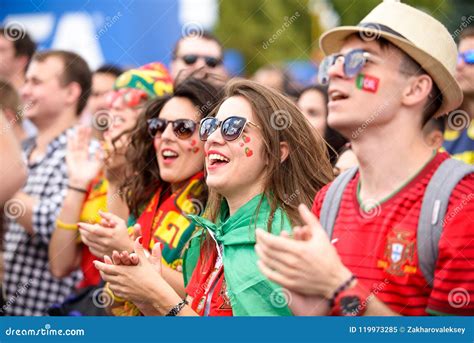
[{"xmin": 186, "ymin": 194, "xmax": 292, "ymax": 316}]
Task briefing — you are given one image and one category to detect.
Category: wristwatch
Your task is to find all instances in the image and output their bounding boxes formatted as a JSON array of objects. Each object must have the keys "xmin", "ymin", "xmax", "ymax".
[
  {"xmin": 166, "ymin": 299, "xmax": 188, "ymax": 316},
  {"xmin": 330, "ymin": 281, "xmax": 369, "ymax": 316}
]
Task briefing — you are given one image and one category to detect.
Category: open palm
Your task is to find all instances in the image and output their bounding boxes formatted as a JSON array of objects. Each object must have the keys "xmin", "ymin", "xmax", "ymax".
[{"xmin": 66, "ymin": 126, "xmax": 103, "ymax": 187}]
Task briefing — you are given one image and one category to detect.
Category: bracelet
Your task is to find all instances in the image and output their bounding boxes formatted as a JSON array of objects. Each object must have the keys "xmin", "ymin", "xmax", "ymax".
[
  {"xmin": 68, "ymin": 185, "xmax": 88, "ymax": 194},
  {"xmin": 329, "ymin": 274, "xmax": 356, "ymax": 308},
  {"xmin": 56, "ymin": 219, "xmax": 78, "ymax": 231},
  {"xmin": 165, "ymin": 299, "xmax": 188, "ymax": 316},
  {"xmin": 104, "ymin": 282, "xmax": 126, "ymax": 303}
]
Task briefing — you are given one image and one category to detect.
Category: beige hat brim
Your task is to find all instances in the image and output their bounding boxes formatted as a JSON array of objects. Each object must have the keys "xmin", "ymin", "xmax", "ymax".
[{"xmin": 320, "ymin": 27, "xmax": 463, "ymax": 117}]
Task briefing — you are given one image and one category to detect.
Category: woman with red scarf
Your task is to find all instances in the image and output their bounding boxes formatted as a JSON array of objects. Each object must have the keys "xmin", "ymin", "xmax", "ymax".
[{"xmin": 78, "ymin": 75, "xmax": 222, "ymax": 315}]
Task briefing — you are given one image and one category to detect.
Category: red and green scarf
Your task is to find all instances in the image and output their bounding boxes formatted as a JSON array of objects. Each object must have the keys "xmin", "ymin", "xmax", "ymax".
[
  {"xmin": 111, "ymin": 171, "xmax": 206, "ymax": 316},
  {"xmin": 136, "ymin": 171, "xmax": 206, "ymax": 270}
]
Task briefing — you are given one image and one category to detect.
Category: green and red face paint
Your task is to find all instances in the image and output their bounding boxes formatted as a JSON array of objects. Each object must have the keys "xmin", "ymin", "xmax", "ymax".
[
  {"xmin": 189, "ymin": 139, "xmax": 200, "ymax": 154},
  {"xmin": 239, "ymin": 134, "xmax": 253, "ymax": 157},
  {"xmin": 356, "ymin": 74, "xmax": 379, "ymax": 93}
]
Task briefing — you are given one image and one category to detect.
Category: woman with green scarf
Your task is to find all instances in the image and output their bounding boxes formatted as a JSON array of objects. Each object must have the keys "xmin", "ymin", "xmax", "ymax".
[{"xmin": 93, "ymin": 79, "xmax": 334, "ymax": 316}]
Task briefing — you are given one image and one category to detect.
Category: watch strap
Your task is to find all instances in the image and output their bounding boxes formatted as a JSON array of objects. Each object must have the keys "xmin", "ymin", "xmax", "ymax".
[{"xmin": 165, "ymin": 299, "xmax": 188, "ymax": 316}]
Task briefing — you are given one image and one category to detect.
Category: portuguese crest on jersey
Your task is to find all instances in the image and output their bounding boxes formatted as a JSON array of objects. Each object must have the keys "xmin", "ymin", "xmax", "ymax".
[{"xmin": 378, "ymin": 228, "xmax": 417, "ymax": 276}]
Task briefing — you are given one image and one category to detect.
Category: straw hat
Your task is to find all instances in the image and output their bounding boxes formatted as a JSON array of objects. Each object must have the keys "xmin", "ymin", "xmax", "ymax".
[{"xmin": 319, "ymin": 0, "xmax": 463, "ymax": 117}]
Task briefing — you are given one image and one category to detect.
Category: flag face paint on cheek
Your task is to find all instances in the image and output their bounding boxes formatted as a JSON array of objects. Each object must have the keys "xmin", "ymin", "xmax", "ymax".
[
  {"xmin": 245, "ymin": 147, "xmax": 253, "ymax": 157},
  {"xmin": 356, "ymin": 74, "xmax": 379, "ymax": 93},
  {"xmin": 188, "ymin": 139, "xmax": 200, "ymax": 153},
  {"xmin": 239, "ymin": 134, "xmax": 251, "ymax": 147},
  {"xmin": 239, "ymin": 134, "xmax": 253, "ymax": 157}
]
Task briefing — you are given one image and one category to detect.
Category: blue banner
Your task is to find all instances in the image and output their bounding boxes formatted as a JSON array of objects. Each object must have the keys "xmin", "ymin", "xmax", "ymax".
[
  {"xmin": 0, "ymin": 317, "xmax": 472, "ymax": 343},
  {"xmin": 0, "ymin": 0, "xmax": 181, "ymax": 69}
]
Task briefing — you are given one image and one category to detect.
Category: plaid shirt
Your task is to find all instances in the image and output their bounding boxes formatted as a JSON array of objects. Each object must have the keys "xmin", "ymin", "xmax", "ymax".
[{"xmin": 3, "ymin": 128, "xmax": 81, "ymax": 316}]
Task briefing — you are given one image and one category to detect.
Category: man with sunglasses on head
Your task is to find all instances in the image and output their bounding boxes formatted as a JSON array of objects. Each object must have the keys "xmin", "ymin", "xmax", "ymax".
[
  {"xmin": 443, "ymin": 26, "xmax": 474, "ymax": 164},
  {"xmin": 255, "ymin": 0, "xmax": 474, "ymax": 316},
  {"xmin": 170, "ymin": 30, "xmax": 227, "ymax": 84}
]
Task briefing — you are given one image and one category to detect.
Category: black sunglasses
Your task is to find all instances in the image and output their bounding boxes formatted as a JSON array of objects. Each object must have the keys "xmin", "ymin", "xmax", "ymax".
[
  {"xmin": 179, "ymin": 54, "xmax": 222, "ymax": 68},
  {"xmin": 147, "ymin": 118, "xmax": 197, "ymax": 139},
  {"xmin": 199, "ymin": 116, "xmax": 260, "ymax": 141}
]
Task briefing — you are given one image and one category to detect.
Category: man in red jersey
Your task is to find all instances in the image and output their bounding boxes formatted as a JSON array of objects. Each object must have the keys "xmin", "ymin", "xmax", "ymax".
[{"xmin": 255, "ymin": 0, "xmax": 474, "ymax": 316}]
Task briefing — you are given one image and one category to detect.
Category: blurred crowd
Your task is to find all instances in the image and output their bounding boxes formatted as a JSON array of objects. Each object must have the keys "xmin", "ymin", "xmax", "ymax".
[{"xmin": 0, "ymin": 0, "xmax": 473, "ymax": 317}]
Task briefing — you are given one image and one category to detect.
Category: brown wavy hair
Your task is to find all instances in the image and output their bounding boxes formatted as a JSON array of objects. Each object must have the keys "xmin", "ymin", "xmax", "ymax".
[
  {"xmin": 204, "ymin": 78, "xmax": 334, "ymax": 230},
  {"xmin": 121, "ymin": 76, "xmax": 223, "ymax": 218}
]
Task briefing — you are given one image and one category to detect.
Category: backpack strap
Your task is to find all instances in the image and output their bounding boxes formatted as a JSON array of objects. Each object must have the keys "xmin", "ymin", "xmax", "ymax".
[
  {"xmin": 418, "ymin": 158, "xmax": 474, "ymax": 287},
  {"xmin": 320, "ymin": 166, "xmax": 359, "ymax": 238}
]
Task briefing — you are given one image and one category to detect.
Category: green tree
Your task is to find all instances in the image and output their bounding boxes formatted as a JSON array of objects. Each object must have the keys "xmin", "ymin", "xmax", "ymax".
[
  {"xmin": 215, "ymin": 0, "xmax": 455, "ymax": 75},
  {"xmin": 331, "ymin": 0, "xmax": 451, "ymax": 26},
  {"xmin": 215, "ymin": 0, "xmax": 312, "ymax": 76}
]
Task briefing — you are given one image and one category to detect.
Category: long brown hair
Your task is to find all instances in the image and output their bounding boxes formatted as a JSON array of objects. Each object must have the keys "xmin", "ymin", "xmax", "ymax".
[
  {"xmin": 204, "ymin": 78, "xmax": 334, "ymax": 230},
  {"xmin": 121, "ymin": 76, "xmax": 223, "ymax": 218}
]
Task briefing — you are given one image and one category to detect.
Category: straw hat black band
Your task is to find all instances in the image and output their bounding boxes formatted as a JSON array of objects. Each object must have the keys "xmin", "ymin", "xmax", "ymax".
[
  {"xmin": 319, "ymin": 1, "xmax": 463, "ymax": 117},
  {"xmin": 358, "ymin": 23, "xmax": 408, "ymax": 41}
]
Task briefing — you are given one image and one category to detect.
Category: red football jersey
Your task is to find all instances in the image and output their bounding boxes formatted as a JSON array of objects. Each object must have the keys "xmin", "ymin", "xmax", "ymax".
[
  {"xmin": 186, "ymin": 245, "xmax": 233, "ymax": 316},
  {"xmin": 312, "ymin": 152, "xmax": 474, "ymax": 315}
]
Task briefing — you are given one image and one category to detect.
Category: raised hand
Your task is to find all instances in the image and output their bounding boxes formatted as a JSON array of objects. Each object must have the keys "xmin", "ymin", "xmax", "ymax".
[
  {"xmin": 66, "ymin": 126, "xmax": 103, "ymax": 188},
  {"xmin": 102, "ymin": 131, "xmax": 128, "ymax": 184}
]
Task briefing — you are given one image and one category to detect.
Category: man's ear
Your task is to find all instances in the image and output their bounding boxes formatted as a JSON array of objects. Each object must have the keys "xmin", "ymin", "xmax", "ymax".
[
  {"xmin": 401, "ymin": 74, "xmax": 433, "ymax": 108},
  {"xmin": 280, "ymin": 141, "xmax": 289, "ymax": 163},
  {"xmin": 64, "ymin": 81, "xmax": 82, "ymax": 110},
  {"xmin": 424, "ymin": 130, "xmax": 444, "ymax": 150}
]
